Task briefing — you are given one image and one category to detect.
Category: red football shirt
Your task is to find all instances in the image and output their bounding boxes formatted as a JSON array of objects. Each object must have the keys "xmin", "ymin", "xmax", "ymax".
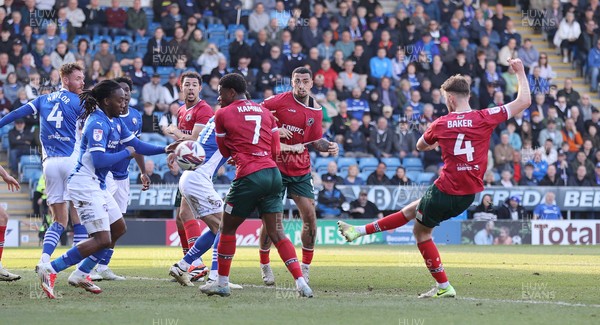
[
  {"xmin": 261, "ymin": 92, "xmax": 323, "ymax": 177},
  {"xmin": 422, "ymin": 106, "xmax": 510, "ymax": 195},
  {"xmin": 177, "ymin": 99, "xmax": 213, "ymax": 135},
  {"xmin": 215, "ymin": 99, "xmax": 278, "ymax": 179}
]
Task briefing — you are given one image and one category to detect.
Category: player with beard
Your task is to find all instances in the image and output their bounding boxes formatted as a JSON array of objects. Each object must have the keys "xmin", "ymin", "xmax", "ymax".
[{"xmin": 257, "ymin": 67, "xmax": 338, "ymax": 286}]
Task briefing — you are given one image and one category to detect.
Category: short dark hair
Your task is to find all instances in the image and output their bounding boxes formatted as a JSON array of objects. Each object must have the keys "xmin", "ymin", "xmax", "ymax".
[
  {"xmin": 219, "ymin": 73, "xmax": 247, "ymax": 94},
  {"xmin": 292, "ymin": 67, "xmax": 313, "ymax": 79},
  {"xmin": 114, "ymin": 76, "xmax": 133, "ymax": 90},
  {"xmin": 178, "ymin": 71, "xmax": 201, "ymax": 89},
  {"xmin": 441, "ymin": 75, "xmax": 470, "ymax": 97}
]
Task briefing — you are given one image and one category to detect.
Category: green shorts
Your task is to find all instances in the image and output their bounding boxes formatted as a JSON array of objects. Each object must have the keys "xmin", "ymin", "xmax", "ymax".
[
  {"xmin": 281, "ymin": 173, "xmax": 315, "ymax": 200},
  {"xmin": 174, "ymin": 188, "xmax": 182, "ymax": 208},
  {"xmin": 224, "ymin": 168, "xmax": 283, "ymax": 218},
  {"xmin": 416, "ymin": 184, "xmax": 475, "ymax": 228}
]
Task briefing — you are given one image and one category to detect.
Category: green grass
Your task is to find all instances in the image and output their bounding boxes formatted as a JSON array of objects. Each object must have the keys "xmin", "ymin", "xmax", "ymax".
[{"xmin": 1, "ymin": 246, "xmax": 599, "ymax": 325}]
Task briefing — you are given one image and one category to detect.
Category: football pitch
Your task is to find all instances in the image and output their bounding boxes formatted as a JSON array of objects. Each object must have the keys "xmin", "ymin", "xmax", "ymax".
[{"xmin": 1, "ymin": 245, "xmax": 599, "ymax": 325}]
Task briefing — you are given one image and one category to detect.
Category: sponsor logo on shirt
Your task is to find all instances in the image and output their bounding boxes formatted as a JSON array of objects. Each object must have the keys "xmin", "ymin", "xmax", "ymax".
[
  {"xmin": 307, "ymin": 118, "xmax": 314, "ymax": 126},
  {"xmin": 186, "ymin": 114, "xmax": 192, "ymax": 121}
]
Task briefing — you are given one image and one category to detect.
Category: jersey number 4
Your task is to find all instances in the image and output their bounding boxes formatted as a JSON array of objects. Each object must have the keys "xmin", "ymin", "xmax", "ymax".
[
  {"xmin": 245, "ymin": 115, "xmax": 262, "ymax": 145},
  {"xmin": 48, "ymin": 103, "xmax": 64, "ymax": 129},
  {"xmin": 454, "ymin": 133, "xmax": 474, "ymax": 162}
]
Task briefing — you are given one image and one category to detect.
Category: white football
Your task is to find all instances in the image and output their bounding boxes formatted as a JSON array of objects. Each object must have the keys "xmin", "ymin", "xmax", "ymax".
[{"xmin": 174, "ymin": 140, "xmax": 206, "ymax": 170}]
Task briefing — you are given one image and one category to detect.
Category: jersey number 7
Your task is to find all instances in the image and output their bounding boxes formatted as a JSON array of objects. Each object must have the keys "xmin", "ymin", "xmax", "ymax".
[
  {"xmin": 245, "ymin": 115, "xmax": 262, "ymax": 145},
  {"xmin": 48, "ymin": 103, "xmax": 64, "ymax": 129},
  {"xmin": 454, "ymin": 133, "xmax": 474, "ymax": 162}
]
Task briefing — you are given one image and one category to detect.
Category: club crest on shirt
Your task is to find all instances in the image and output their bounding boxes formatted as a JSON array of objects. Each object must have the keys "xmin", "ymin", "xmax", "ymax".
[
  {"xmin": 307, "ymin": 118, "xmax": 314, "ymax": 126},
  {"xmin": 132, "ymin": 118, "xmax": 138, "ymax": 125},
  {"xmin": 489, "ymin": 107, "xmax": 501, "ymax": 114},
  {"xmin": 93, "ymin": 129, "xmax": 103, "ymax": 141},
  {"xmin": 116, "ymin": 123, "xmax": 121, "ymax": 134},
  {"xmin": 186, "ymin": 114, "xmax": 192, "ymax": 121}
]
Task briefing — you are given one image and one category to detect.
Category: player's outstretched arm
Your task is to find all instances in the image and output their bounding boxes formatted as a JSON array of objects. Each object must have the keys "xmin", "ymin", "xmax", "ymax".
[
  {"xmin": 0, "ymin": 104, "xmax": 36, "ymax": 128},
  {"xmin": 416, "ymin": 137, "xmax": 438, "ymax": 152},
  {"xmin": 0, "ymin": 165, "xmax": 20, "ymax": 192},
  {"xmin": 504, "ymin": 58, "xmax": 532, "ymax": 117},
  {"xmin": 91, "ymin": 147, "xmax": 135, "ymax": 169},
  {"xmin": 121, "ymin": 137, "xmax": 168, "ymax": 156}
]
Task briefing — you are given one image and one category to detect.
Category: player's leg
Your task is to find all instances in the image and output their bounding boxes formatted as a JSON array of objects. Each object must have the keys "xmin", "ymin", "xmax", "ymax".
[
  {"xmin": 293, "ymin": 194, "xmax": 317, "ymax": 283},
  {"xmin": 258, "ymin": 224, "xmax": 275, "ymax": 285},
  {"xmin": 338, "ymin": 199, "xmax": 420, "ymax": 242},
  {"xmin": 413, "ymin": 221, "xmax": 454, "ymax": 298},
  {"xmin": 0, "ymin": 205, "xmax": 20, "ymax": 281}
]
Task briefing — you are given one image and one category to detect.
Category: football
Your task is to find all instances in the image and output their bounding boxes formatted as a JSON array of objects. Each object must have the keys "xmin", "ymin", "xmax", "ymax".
[{"xmin": 174, "ymin": 140, "xmax": 206, "ymax": 170}]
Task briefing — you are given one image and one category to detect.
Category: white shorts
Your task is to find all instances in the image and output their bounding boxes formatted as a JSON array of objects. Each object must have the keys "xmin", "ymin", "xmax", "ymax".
[
  {"xmin": 106, "ymin": 172, "xmax": 130, "ymax": 214},
  {"xmin": 43, "ymin": 156, "xmax": 77, "ymax": 205},
  {"xmin": 179, "ymin": 170, "xmax": 223, "ymax": 219},
  {"xmin": 68, "ymin": 180, "xmax": 122, "ymax": 234}
]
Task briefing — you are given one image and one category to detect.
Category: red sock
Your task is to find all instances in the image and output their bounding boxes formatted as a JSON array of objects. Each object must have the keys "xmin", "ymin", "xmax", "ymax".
[
  {"xmin": 417, "ymin": 239, "xmax": 448, "ymax": 284},
  {"xmin": 177, "ymin": 224, "xmax": 189, "ymax": 255},
  {"xmin": 217, "ymin": 234, "xmax": 237, "ymax": 277},
  {"xmin": 366, "ymin": 211, "xmax": 409, "ymax": 234},
  {"xmin": 0, "ymin": 226, "xmax": 6, "ymax": 261},
  {"xmin": 259, "ymin": 249, "xmax": 270, "ymax": 264},
  {"xmin": 274, "ymin": 238, "xmax": 303, "ymax": 279},
  {"xmin": 301, "ymin": 247, "xmax": 314, "ymax": 265},
  {"xmin": 183, "ymin": 219, "xmax": 201, "ymax": 248}
]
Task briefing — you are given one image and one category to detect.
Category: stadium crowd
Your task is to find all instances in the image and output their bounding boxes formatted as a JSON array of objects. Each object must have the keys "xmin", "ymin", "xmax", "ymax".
[{"xmin": 0, "ymin": 0, "xmax": 599, "ymax": 219}]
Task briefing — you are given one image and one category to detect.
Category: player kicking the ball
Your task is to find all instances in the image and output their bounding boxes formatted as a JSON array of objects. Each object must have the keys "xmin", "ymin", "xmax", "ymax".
[
  {"xmin": 258, "ymin": 67, "xmax": 338, "ymax": 286},
  {"xmin": 200, "ymin": 73, "xmax": 312, "ymax": 297},
  {"xmin": 339, "ymin": 58, "xmax": 531, "ymax": 298}
]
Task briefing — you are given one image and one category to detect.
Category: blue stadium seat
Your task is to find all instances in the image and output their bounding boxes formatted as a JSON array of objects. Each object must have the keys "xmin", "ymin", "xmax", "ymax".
[
  {"xmin": 494, "ymin": 172, "xmax": 500, "ymax": 182},
  {"xmin": 156, "ymin": 66, "xmax": 172, "ymax": 76},
  {"xmin": 129, "ymin": 171, "xmax": 140, "ymax": 183},
  {"xmin": 358, "ymin": 172, "xmax": 369, "ymax": 181},
  {"xmin": 1, "ymin": 134, "xmax": 9, "ymax": 150},
  {"xmin": 226, "ymin": 170, "xmax": 236, "ymax": 181},
  {"xmin": 92, "ymin": 35, "xmax": 113, "ymax": 45},
  {"xmin": 207, "ymin": 23, "xmax": 226, "ymax": 32},
  {"xmin": 210, "ymin": 32, "xmax": 227, "ymax": 43},
  {"xmin": 361, "ymin": 166, "xmax": 377, "ymax": 175},
  {"xmin": 385, "ymin": 170, "xmax": 395, "ymax": 179},
  {"xmin": 128, "ymin": 159, "xmax": 140, "ymax": 173},
  {"xmin": 314, "ymin": 157, "xmax": 335, "ymax": 170},
  {"xmin": 21, "ymin": 166, "xmax": 42, "ymax": 183},
  {"xmin": 402, "ymin": 157, "xmax": 423, "ymax": 172},
  {"xmin": 227, "ymin": 24, "xmax": 246, "ymax": 33},
  {"xmin": 416, "ymin": 172, "xmax": 435, "ymax": 185},
  {"xmin": 135, "ymin": 35, "xmax": 151, "ymax": 45},
  {"xmin": 143, "ymin": 7, "xmax": 154, "ymax": 21},
  {"xmin": 114, "ymin": 36, "xmax": 134, "ymax": 47},
  {"xmin": 339, "ymin": 170, "xmax": 348, "ymax": 179},
  {"xmin": 245, "ymin": 38, "xmax": 255, "ymax": 46},
  {"xmin": 316, "ymin": 166, "xmax": 329, "ymax": 175},
  {"xmin": 72, "ymin": 35, "xmax": 91, "ymax": 47},
  {"xmin": 406, "ymin": 171, "xmax": 419, "ymax": 183},
  {"xmin": 381, "ymin": 157, "xmax": 401, "ymax": 169},
  {"xmin": 0, "ymin": 125, "xmax": 12, "ymax": 136},
  {"xmin": 143, "ymin": 66, "xmax": 155, "ymax": 75},
  {"xmin": 337, "ymin": 157, "xmax": 357, "ymax": 169},
  {"xmin": 147, "ymin": 154, "xmax": 167, "ymax": 170},
  {"xmin": 148, "ymin": 22, "xmax": 161, "ymax": 33},
  {"xmin": 19, "ymin": 155, "xmax": 42, "ymax": 173},
  {"xmin": 358, "ymin": 157, "xmax": 379, "ymax": 169}
]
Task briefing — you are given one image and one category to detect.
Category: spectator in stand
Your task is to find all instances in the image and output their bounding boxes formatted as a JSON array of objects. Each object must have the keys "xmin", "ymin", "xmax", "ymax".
[
  {"xmin": 344, "ymin": 165, "xmax": 365, "ymax": 186},
  {"xmin": 390, "ymin": 166, "xmax": 413, "ymax": 186},
  {"xmin": 139, "ymin": 102, "xmax": 165, "ymax": 144},
  {"xmin": 585, "ymin": 124, "xmax": 600, "ymax": 148},
  {"xmin": 316, "ymin": 59, "xmax": 338, "ymax": 90},
  {"xmin": 529, "ymin": 149, "xmax": 549, "ymax": 182},
  {"xmin": 138, "ymin": 160, "xmax": 163, "ymax": 185},
  {"xmin": 349, "ymin": 190, "xmax": 382, "ymax": 219},
  {"xmin": 538, "ymin": 119, "xmax": 564, "ymax": 150},
  {"xmin": 24, "ymin": 73, "xmax": 41, "ymax": 100},
  {"xmin": 93, "ymin": 40, "xmax": 116, "ymax": 73},
  {"xmin": 208, "ymin": 57, "xmax": 229, "ymax": 84},
  {"xmin": 283, "ymin": 42, "xmax": 306, "ymax": 75},
  {"xmin": 232, "ymin": 57, "xmax": 257, "ymax": 97},
  {"xmin": 317, "ymin": 175, "xmax": 346, "ymax": 219},
  {"xmin": 65, "ymin": 0, "xmax": 86, "ymax": 35},
  {"xmin": 321, "ymin": 161, "xmax": 345, "ymax": 184},
  {"xmin": 126, "ymin": 0, "xmax": 148, "ymax": 38},
  {"xmin": 343, "ymin": 119, "xmax": 369, "ymax": 158},
  {"xmin": 0, "ymin": 88, "xmax": 11, "ymax": 116},
  {"xmin": 161, "ymin": 3, "xmax": 182, "ymax": 37},
  {"xmin": 553, "ymin": 11, "xmax": 581, "ymax": 63},
  {"xmin": 159, "ymin": 102, "xmax": 179, "ymax": 143},
  {"xmin": 540, "ymin": 138, "xmax": 558, "ymax": 165},
  {"xmin": 367, "ymin": 162, "xmax": 391, "ymax": 185},
  {"xmin": 50, "ymin": 42, "xmax": 76, "ymax": 70},
  {"xmin": 519, "ymin": 162, "xmax": 539, "ymax": 185},
  {"xmin": 502, "ymin": 121, "xmax": 522, "ymax": 151},
  {"xmin": 105, "ymin": 0, "xmax": 129, "ymax": 37},
  {"xmin": 128, "ymin": 57, "xmax": 150, "ymax": 92},
  {"xmin": 369, "ymin": 48, "xmax": 393, "ymax": 83},
  {"xmin": 346, "ymin": 87, "xmax": 369, "ymax": 120},
  {"xmin": 588, "ymin": 40, "xmax": 600, "ymax": 92},
  {"xmin": 142, "ymin": 74, "xmax": 169, "ymax": 111},
  {"xmin": 84, "ymin": 0, "xmax": 108, "ymax": 37},
  {"xmin": 533, "ymin": 192, "xmax": 562, "ymax": 220},
  {"xmin": 472, "ymin": 196, "xmax": 497, "ymax": 221},
  {"xmin": 8, "ymin": 118, "xmax": 34, "ymax": 175},
  {"xmin": 568, "ymin": 165, "xmax": 593, "ymax": 186},
  {"xmin": 570, "ymin": 150, "xmax": 595, "ymax": 179},
  {"xmin": 248, "ymin": 3, "xmax": 269, "ymax": 38},
  {"xmin": 562, "ymin": 117, "xmax": 583, "ymax": 153},
  {"xmin": 540, "ymin": 164, "xmax": 567, "ymax": 186},
  {"xmin": 339, "ymin": 60, "xmax": 361, "ymax": 91},
  {"xmin": 497, "ymin": 196, "xmax": 526, "ymax": 220},
  {"xmin": 518, "ymin": 39, "xmax": 539, "ymax": 74},
  {"xmin": 213, "ymin": 166, "xmax": 231, "ymax": 185},
  {"xmin": 594, "ymin": 162, "xmax": 600, "ymax": 186},
  {"xmin": 558, "ymin": 78, "xmax": 581, "ymax": 109},
  {"xmin": 497, "ymin": 170, "xmax": 515, "ymax": 187},
  {"xmin": 163, "ymin": 161, "xmax": 182, "ymax": 184},
  {"xmin": 219, "ymin": 0, "xmax": 242, "ymax": 26},
  {"xmin": 395, "ymin": 117, "xmax": 418, "ymax": 159},
  {"xmin": 483, "ymin": 170, "xmax": 496, "ymax": 187},
  {"xmin": 494, "ymin": 133, "xmax": 514, "ymax": 172},
  {"xmin": 368, "ymin": 117, "xmax": 395, "ymax": 159}
]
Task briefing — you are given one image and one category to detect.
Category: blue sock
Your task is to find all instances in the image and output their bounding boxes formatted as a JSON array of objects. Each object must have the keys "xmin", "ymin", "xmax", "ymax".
[
  {"xmin": 183, "ymin": 230, "xmax": 217, "ymax": 265},
  {"xmin": 72, "ymin": 223, "xmax": 88, "ymax": 246},
  {"xmin": 98, "ymin": 248, "xmax": 114, "ymax": 268},
  {"xmin": 78, "ymin": 249, "xmax": 109, "ymax": 274},
  {"xmin": 50, "ymin": 246, "xmax": 84, "ymax": 273},
  {"xmin": 211, "ymin": 233, "xmax": 220, "ymax": 272},
  {"xmin": 42, "ymin": 222, "xmax": 65, "ymax": 259}
]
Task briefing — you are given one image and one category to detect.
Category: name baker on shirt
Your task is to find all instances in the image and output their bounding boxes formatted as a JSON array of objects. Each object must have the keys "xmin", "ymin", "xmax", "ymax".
[{"xmin": 447, "ymin": 120, "xmax": 473, "ymax": 128}]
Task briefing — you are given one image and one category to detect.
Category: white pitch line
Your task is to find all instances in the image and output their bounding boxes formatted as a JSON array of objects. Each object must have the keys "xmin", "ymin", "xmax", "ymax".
[{"xmin": 126, "ymin": 278, "xmax": 600, "ymax": 308}]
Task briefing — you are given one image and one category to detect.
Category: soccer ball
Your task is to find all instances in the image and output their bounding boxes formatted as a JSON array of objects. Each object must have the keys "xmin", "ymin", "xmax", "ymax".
[{"xmin": 174, "ymin": 140, "xmax": 206, "ymax": 170}]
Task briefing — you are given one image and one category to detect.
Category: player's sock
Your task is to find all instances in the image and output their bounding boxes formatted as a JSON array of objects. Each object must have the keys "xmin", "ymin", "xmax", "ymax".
[
  {"xmin": 417, "ymin": 239, "xmax": 448, "ymax": 285},
  {"xmin": 177, "ymin": 225, "xmax": 189, "ymax": 255},
  {"xmin": 208, "ymin": 233, "xmax": 220, "ymax": 281},
  {"xmin": 183, "ymin": 220, "xmax": 201, "ymax": 251},
  {"xmin": 217, "ymin": 234, "xmax": 236, "ymax": 286},
  {"xmin": 41, "ymin": 222, "xmax": 65, "ymax": 263},
  {"xmin": 259, "ymin": 248, "xmax": 271, "ymax": 265},
  {"xmin": 50, "ymin": 246, "xmax": 84, "ymax": 273},
  {"xmin": 96, "ymin": 248, "xmax": 114, "ymax": 273},
  {"xmin": 301, "ymin": 247, "xmax": 314, "ymax": 265},
  {"xmin": 274, "ymin": 238, "xmax": 303, "ymax": 280},
  {"xmin": 72, "ymin": 223, "xmax": 88, "ymax": 246},
  {"xmin": 77, "ymin": 249, "xmax": 108, "ymax": 275},
  {"xmin": 0, "ymin": 225, "xmax": 6, "ymax": 261},
  {"xmin": 361, "ymin": 211, "xmax": 409, "ymax": 235},
  {"xmin": 182, "ymin": 230, "xmax": 216, "ymax": 266}
]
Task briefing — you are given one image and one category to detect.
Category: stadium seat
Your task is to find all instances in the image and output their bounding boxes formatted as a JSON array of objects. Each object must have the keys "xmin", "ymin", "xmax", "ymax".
[
  {"xmin": 406, "ymin": 171, "xmax": 419, "ymax": 183},
  {"xmin": 358, "ymin": 157, "xmax": 379, "ymax": 170},
  {"xmin": 143, "ymin": 7, "xmax": 154, "ymax": 21},
  {"xmin": 338, "ymin": 170, "xmax": 348, "ymax": 179},
  {"xmin": 385, "ymin": 170, "xmax": 395, "ymax": 179},
  {"xmin": 381, "ymin": 157, "xmax": 401, "ymax": 169},
  {"xmin": 1, "ymin": 134, "xmax": 9, "ymax": 150},
  {"xmin": 148, "ymin": 22, "xmax": 161, "ymax": 34},
  {"xmin": 402, "ymin": 157, "xmax": 423, "ymax": 172},
  {"xmin": 416, "ymin": 172, "xmax": 435, "ymax": 185},
  {"xmin": 156, "ymin": 66, "xmax": 172, "ymax": 76},
  {"xmin": 129, "ymin": 171, "xmax": 140, "ymax": 183},
  {"xmin": 494, "ymin": 172, "xmax": 501, "ymax": 182},
  {"xmin": 314, "ymin": 157, "xmax": 335, "ymax": 170},
  {"xmin": 129, "ymin": 159, "xmax": 140, "ymax": 173},
  {"xmin": 226, "ymin": 170, "xmax": 236, "ymax": 181},
  {"xmin": 337, "ymin": 157, "xmax": 357, "ymax": 170},
  {"xmin": 92, "ymin": 35, "xmax": 113, "ymax": 45},
  {"xmin": 207, "ymin": 23, "xmax": 226, "ymax": 32},
  {"xmin": 143, "ymin": 66, "xmax": 155, "ymax": 75},
  {"xmin": 361, "ymin": 166, "xmax": 377, "ymax": 175},
  {"xmin": 72, "ymin": 35, "xmax": 91, "ymax": 47},
  {"xmin": 21, "ymin": 166, "xmax": 42, "ymax": 183},
  {"xmin": 19, "ymin": 155, "xmax": 42, "ymax": 173},
  {"xmin": 114, "ymin": 36, "xmax": 134, "ymax": 47},
  {"xmin": 316, "ymin": 166, "xmax": 329, "ymax": 175}
]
